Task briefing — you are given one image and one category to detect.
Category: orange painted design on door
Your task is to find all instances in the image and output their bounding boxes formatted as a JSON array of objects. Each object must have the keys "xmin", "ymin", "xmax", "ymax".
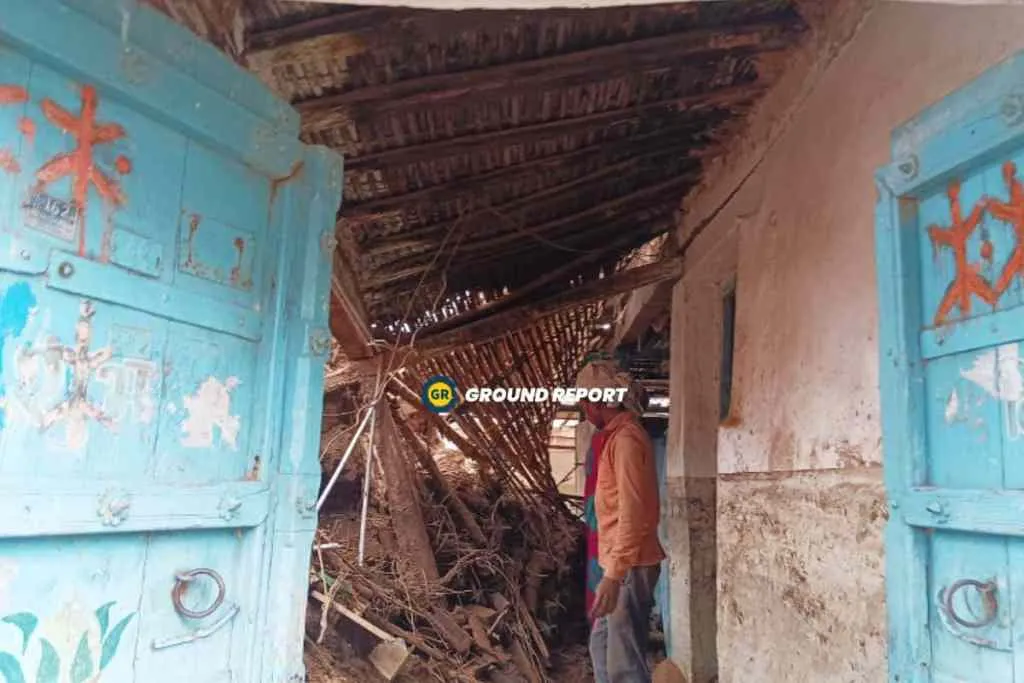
[
  {"xmin": 35, "ymin": 85, "xmax": 129, "ymax": 257},
  {"xmin": 929, "ymin": 181, "xmax": 998, "ymax": 325}
]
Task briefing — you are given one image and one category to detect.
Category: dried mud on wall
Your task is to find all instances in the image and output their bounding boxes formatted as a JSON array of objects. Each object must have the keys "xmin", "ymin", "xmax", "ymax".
[{"xmin": 718, "ymin": 470, "xmax": 886, "ymax": 683}]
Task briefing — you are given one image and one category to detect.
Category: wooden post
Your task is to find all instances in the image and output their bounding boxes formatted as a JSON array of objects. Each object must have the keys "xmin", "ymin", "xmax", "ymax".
[
  {"xmin": 393, "ymin": 413, "xmax": 488, "ymax": 546},
  {"xmin": 375, "ymin": 402, "xmax": 440, "ymax": 586}
]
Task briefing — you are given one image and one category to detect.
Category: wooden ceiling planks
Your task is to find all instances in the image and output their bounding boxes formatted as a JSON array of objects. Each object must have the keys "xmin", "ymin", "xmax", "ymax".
[{"xmin": 149, "ymin": 0, "xmax": 806, "ymax": 398}]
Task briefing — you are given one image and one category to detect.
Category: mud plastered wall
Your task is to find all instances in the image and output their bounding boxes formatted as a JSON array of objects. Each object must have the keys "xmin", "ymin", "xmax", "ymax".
[{"xmin": 671, "ymin": 3, "xmax": 1024, "ymax": 682}]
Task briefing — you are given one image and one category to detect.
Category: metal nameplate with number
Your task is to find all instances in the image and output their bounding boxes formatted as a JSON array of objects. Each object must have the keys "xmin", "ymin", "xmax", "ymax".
[{"xmin": 23, "ymin": 192, "xmax": 79, "ymax": 242}]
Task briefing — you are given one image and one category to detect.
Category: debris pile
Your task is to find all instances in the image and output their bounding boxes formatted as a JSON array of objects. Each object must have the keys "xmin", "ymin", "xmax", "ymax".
[{"xmin": 308, "ymin": 360, "xmax": 591, "ymax": 683}]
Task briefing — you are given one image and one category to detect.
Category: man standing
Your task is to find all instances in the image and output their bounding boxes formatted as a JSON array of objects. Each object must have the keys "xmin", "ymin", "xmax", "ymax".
[{"xmin": 577, "ymin": 358, "xmax": 665, "ymax": 683}]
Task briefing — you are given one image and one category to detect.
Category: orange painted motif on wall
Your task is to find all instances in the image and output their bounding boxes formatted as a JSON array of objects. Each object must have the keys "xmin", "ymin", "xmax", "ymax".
[
  {"xmin": 928, "ymin": 181, "xmax": 997, "ymax": 325},
  {"xmin": 35, "ymin": 86, "xmax": 128, "ymax": 256}
]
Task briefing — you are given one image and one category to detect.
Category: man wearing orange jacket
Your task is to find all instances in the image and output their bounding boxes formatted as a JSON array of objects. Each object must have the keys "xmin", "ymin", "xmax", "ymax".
[{"xmin": 577, "ymin": 358, "xmax": 665, "ymax": 683}]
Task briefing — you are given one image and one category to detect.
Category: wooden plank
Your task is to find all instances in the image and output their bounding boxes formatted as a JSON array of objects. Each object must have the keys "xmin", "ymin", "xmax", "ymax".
[
  {"xmin": 394, "ymin": 414, "xmax": 488, "ymax": 546},
  {"xmin": 361, "ymin": 179, "xmax": 688, "ymax": 290},
  {"xmin": 330, "ymin": 251, "xmax": 374, "ymax": 359},
  {"xmin": 343, "ymin": 121, "xmax": 718, "ymax": 216},
  {"xmin": 375, "ymin": 404, "xmax": 440, "ymax": 585},
  {"xmin": 368, "ymin": 212, "xmax": 675, "ymax": 302},
  {"xmin": 360, "ymin": 143, "xmax": 702, "ymax": 246},
  {"xmin": 311, "ymin": 591, "xmax": 412, "ymax": 681},
  {"xmin": 0, "ymin": 480, "xmax": 269, "ymax": 537},
  {"xmin": 874, "ymin": 176, "xmax": 933, "ymax": 680},
  {"xmin": 416, "ymin": 229, "xmax": 667, "ymax": 336},
  {"xmin": 296, "ymin": 22, "xmax": 797, "ymax": 112},
  {"xmin": 248, "ymin": 8, "xmax": 395, "ymax": 50},
  {"xmin": 418, "ymin": 258, "xmax": 682, "ymax": 351},
  {"xmin": 900, "ymin": 488, "xmax": 1024, "ymax": 537},
  {"xmin": 339, "ymin": 82, "xmax": 764, "ymax": 169}
]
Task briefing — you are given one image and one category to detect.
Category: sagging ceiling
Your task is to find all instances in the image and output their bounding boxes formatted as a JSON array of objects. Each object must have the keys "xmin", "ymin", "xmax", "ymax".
[{"xmin": 147, "ymin": 0, "xmax": 806, "ymax": 354}]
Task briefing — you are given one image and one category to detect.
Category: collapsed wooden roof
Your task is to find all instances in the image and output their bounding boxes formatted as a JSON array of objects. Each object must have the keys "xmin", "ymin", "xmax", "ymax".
[{"xmin": 148, "ymin": 0, "xmax": 806, "ymax": 359}]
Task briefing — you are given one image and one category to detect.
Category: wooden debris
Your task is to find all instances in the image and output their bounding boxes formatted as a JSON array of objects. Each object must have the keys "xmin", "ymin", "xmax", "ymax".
[
  {"xmin": 428, "ymin": 608, "xmax": 474, "ymax": 655},
  {"xmin": 312, "ymin": 310, "xmax": 597, "ymax": 682},
  {"xmin": 374, "ymin": 403, "xmax": 440, "ymax": 588},
  {"xmin": 311, "ymin": 591, "xmax": 412, "ymax": 681}
]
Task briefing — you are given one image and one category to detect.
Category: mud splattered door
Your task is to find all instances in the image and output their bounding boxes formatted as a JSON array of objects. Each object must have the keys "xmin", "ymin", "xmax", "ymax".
[
  {"xmin": 0, "ymin": 3, "xmax": 340, "ymax": 682},
  {"xmin": 877, "ymin": 52, "xmax": 1024, "ymax": 683}
]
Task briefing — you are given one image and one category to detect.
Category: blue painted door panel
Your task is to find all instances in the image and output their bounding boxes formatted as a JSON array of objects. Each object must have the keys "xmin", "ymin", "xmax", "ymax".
[
  {"xmin": 0, "ymin": 2, "xmax": 341, "ymax": 682},
  {"xmin": 877, "ymin": 51, "xmax": 1024, "ymax": 683}
]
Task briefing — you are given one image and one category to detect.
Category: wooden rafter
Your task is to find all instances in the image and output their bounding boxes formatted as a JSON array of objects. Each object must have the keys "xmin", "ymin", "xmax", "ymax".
[
  {"xmin": 337, "ymin": 81, "xmax": 764, "ymax": 169},
  {"xmin": 295, "ymin": 20, "xmax": 798, "ymax": 113},
  {"xmin": 247, "ymin": 7, "xmax": 394, "ymax": 50},
  {"xmin": 329, "ymin": 251, "xmax": 373, "ymax": 359},
  {"xmin": 364, "ymin": 210, "xmax": 677, "ymax": 306},
  {"xmin": 361, "ymin": 171, "xmax": 695, "ymax": 288},
  {"xmin": 417, "ymin": 227, "xmax": 677, "ymax": 336},
  {"xmin": 361, "ymin": 189, "xmax": 683, "ymax": 292},
  {"xmin": 342, "ymin": 118, "xmax": 722, "ymax": 216},
  {"xmin": 416, "ymin": 258, "xmax": 683, "ymax": 352},
  {"xmin": 360, "ymin": 146, "xmax": 703, "ymax": 258}
]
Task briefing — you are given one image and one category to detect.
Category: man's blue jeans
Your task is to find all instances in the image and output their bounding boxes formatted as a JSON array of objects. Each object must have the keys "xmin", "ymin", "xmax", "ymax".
[{"xmin": 589, "ymin": 564, "xmax": 661, "ymax": 683}]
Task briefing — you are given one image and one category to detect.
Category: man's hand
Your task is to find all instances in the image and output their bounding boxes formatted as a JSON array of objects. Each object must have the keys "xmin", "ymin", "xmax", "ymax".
[{"xmin": 590, "ymin": 576, "xmax": 622, "ymax": 620}]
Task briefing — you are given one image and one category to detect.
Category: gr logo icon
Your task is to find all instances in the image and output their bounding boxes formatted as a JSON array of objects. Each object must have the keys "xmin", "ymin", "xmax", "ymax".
[{"xmin": 422, "ymin": 375, "xmax": 459, "ymax": 413}]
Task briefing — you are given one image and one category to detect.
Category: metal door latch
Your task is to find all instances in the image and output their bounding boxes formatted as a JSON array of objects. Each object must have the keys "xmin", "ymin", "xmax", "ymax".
[
  {"xmin": 941, "ymin": 578, "xmax": 999, "ymax": 629},
  {"xmin": 152, "ymin": 603, "xmax": 240, "ymax": 651},
  {"xmin": 936, "ymin": 578, "xmax": 1008, "ymax": 652},
  {"xmin": 171, "ymin": 568, "xmax": 226, "ymax": 619},
  {"xmin": 152, "ymin": 568, "xmax": 239, "ymax": 650}
]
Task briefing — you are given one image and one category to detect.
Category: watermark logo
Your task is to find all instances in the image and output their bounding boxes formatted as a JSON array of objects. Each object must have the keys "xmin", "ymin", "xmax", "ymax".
[{"xmin": 422, "ymin": 375, "xmax": 460, "ymax": 413}]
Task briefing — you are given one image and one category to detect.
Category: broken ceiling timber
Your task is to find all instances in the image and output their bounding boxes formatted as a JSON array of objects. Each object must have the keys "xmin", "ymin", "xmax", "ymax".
[
  {"xmin": 363, "ymin": 210, "xmax": 677, "ymax": 314},
  {"xmin": 360, "ymin": 171, "xmax": 696, "ymax": 288},
  {"xmin": 291, "ymin": 19, "xmax": 800, "ymax": 113},
  {"xmin": 360, "ymin": 203, "xmax": 678, "ymax": 292},
  {"xmin": 330, "ymin": 250, "xmax": 374, "ymax": 359},
  {"xmin": 338, "ymin": 81, "xmax": 766, "ymax": 170},
  {"xmin": 416, "ymin": 257, "xmax": 683, "ymax": 353},
  {"xmin": 226, "ymin": 0, "xmax": 807, "ymax": 324},
  {"xmin": 416, "ymin": 227, "xmax": 681, "ymax": 337},
  {"xmin": 342, "ymin": 118, "xmax": 721, "ymax": 216},
  {"xmin": 359, "ymin": 148, "xmax": 702, "ymax": 260}
]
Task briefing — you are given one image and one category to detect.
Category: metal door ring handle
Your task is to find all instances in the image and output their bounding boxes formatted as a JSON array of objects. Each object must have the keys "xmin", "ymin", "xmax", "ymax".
[
  {"xmin": 942, "ymin": 579, "xmax": 998, "ymax": 629},
  {"xmin": 172, "ymin": 568, "xmax": 226, "ymax": 620}
]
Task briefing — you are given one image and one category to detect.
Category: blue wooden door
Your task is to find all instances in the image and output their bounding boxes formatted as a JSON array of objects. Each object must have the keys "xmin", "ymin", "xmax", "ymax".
[
  {"xmin": 0, "ymin": 2, "xmax": 340, "ymax": 682},
  {"xmin": 877, "ymin": 52, "xmax": 1024, "ymax": 683}
]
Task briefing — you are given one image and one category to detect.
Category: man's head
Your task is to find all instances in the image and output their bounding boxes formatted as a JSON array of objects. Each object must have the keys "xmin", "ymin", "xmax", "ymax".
[{"xmin": 575, "ymin": 357, "xmax": 646, "ymax": 429}]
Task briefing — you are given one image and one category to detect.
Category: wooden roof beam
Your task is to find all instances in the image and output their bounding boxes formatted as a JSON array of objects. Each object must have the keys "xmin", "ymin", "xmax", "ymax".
[
  {"xmin": 415, "ymin": 228, "xmax": 675, "ymax": 337},
  {"xmin": 343, "ymin": 120, "xmax": 722, "ymax": 217},
  {"xmin": 247, "ymin": 7, "xmax": 395, "ymax": 51},
  {"xmin": 359, "ymin": 146, "xmax": 703, "ymax": 260},
  {"xmin": 335, "ymin": 81, "xmax": 765, "ymax": 170},
  {"xmin": 294, "ymin": 20, "xmax": 800, "ymax": 113},
  {"xmin": 329, "ymin": 250, "xmax": 374, "ymax": 359},
  {"xmin": 360, "ymin": 179, "xmax": 689, "ymax": 290},
  {"xmin": 416, "ymin": 258, "xmax": 683, "ymax": 352},
  {"xmin": 365, "ymin": 211, "xmax": 677, "ymax": 306},
  {"xmin": 430, "ymin": 172, "xmax": 698, "ymax": 258}
]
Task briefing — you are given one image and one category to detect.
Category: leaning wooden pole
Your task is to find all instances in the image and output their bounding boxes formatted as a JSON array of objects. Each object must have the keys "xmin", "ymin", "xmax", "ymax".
[{"xmin": 375, "ymin": 401, "xmax": 440, "ymax": 587}]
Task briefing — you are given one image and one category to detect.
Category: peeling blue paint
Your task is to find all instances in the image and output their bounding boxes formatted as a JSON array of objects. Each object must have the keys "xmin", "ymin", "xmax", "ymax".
[{"xmin": 0, "ymin": 282, "xmax": 36, "ymax": 429}]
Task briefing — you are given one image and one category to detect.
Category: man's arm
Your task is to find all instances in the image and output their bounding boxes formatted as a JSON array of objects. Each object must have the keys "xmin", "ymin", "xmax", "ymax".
[{"xmin": 604, "ymin": 429, "xmax": 656, "ymax": 580}]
